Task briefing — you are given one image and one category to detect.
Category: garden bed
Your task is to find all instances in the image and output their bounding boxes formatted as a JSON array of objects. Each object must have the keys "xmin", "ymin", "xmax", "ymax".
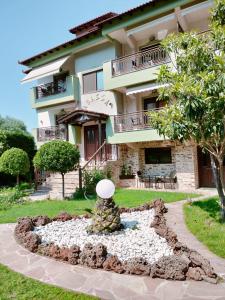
[{"xmin": 14, "ymin": 199, "xmax": 218, "ymax": 282}]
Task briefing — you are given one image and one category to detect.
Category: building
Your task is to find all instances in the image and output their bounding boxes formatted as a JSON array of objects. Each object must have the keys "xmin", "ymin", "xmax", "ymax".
[{"xmin": 20, "ymin": 0, "xmax": 214, "ymax": 198}]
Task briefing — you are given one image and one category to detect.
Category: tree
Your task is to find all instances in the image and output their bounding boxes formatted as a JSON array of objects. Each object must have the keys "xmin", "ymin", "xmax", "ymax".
[
  {"xmin": 33, "ymin": 140, "xmax": 80, "ymax": 199},
  {"xmin": 150, "ymin": 0, "xmax": 225, "ymax": 220},
  {"xmin": 0, "ymin": 148, "xmax": 30, "ymax": 185},
  {"xmin": 0, "ymin": 115, "xmax": 27, "ymax": 132}
]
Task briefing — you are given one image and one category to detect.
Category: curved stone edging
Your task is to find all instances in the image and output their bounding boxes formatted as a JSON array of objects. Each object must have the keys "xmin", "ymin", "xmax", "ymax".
[{"xmin": 14, "ymin": 200, "xmax": 218, "ymax": 282}]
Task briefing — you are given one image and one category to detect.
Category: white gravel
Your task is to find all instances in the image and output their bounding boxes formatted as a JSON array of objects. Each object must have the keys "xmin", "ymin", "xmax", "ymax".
[{"xmin": 34, "ymin": 210, "xmax": 173, "ymax": 264}]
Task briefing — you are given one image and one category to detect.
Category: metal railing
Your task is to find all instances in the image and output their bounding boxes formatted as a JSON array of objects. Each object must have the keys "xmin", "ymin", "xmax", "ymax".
[
  {"xmin": 35, "ymin": 79, "xmax": 66, "ymax": 99},
  {"xmin": 37, "ymin": 125, "xmax": 67, "ymax": 142},
  {"xmin": 112, "ymin": 47, "xmax": 170, "ymax": 77},
  {"xmin": 114, "ymin": 109, "xmax": 160, "ymax": 133},
  {"xmin": 79, "ymin": 141, "xmax": 118, "ymax": 189}
]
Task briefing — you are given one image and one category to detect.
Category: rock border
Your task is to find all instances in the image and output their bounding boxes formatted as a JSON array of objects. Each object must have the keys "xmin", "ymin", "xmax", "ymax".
[{"xmin": 14, "ymin": 200, "xmax": 218, "ymax": 282}]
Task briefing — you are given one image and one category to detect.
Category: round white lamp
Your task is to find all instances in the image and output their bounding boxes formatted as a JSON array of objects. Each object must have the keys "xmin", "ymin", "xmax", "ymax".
[{"xmin": 96, "ymin": 179, "xmax": 115, "ymax": 199}]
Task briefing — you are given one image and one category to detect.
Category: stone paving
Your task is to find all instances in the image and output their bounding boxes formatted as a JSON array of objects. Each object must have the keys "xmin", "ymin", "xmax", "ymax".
[
  {"xmin": 0, "ymin": 222, "xmax": 225, "ymax": 300},
  {"xmin": 166, "ymin": 200, "xmax": 225, "ymax": 277}
]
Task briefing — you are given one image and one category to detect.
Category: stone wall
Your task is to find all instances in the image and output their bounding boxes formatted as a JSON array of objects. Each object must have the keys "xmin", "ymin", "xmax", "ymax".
[
  {"xmin": 111, "ymin": 141, "xmax": 199, "ymax": 191},
  {"xmin": 174, "ymin": 144, "xmax": 199, "ymax": 190}
]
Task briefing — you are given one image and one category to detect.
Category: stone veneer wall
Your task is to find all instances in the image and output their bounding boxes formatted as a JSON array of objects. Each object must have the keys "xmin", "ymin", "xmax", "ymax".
[
  {"xmin": 111, "ymin": 142, "xmax": 199, "ymax": 191},
  {"xmin": 174, "ymin": 144, "xmax": 199, "ymax": 190}
]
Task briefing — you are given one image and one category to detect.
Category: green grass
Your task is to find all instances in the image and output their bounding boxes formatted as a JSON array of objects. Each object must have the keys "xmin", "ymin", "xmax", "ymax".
[
  {"xmin": 184, "ymin": 197, "xmax": 225, "ymax": 258},
  {"xmin": 0, "ymin": 188, "xmax": 198, "ymax": 223},
  {"xmin": 0, "ymin": 264, "xmax": 98, "ymax": 300}
]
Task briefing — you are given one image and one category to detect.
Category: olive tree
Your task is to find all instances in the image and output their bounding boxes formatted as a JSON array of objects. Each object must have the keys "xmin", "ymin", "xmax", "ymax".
[
  {"xmin": 33, "ymin": 140, "xmax": 80, "ymax": 199},
  {"xmin": 0, "ymin": 148, "xmax": 30, "ymax": 185},
  {"xmin": 150, "ymin": 0, "xmax": 225, "ymax": 220}
]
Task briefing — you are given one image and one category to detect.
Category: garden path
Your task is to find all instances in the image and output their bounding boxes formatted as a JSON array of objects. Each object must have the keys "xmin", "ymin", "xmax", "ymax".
[{"xmin": 166, "ymin": 199, "xmax": 225, "ymax": 277}]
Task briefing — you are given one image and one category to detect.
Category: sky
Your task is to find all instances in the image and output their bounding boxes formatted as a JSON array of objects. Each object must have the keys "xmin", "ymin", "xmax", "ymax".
[{"xmin": 0, "ymin": 0, "xmax": 148, "ymax": 133}]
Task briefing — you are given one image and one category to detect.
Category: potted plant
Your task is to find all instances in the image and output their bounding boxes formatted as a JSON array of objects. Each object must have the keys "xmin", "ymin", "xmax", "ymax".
[{"xmin": 119, "ymin": 164, "xmax": 135, "ymax": 179}]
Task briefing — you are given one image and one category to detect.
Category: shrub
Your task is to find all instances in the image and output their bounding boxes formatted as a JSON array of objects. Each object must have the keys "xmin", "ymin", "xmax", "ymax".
[
  {"xmin": 33, "ymin": 140, "xmax": 80, "ymax": 199},
  {"xmin": 0, "ymin": 129, "xmax": 35, "ymax": 159},
  {"xmin": 0, "ymin": 129, "xmax": 35, "ymax": 186},
  {"xmin": 83, "ymin": 168, "xmax": 111, "ymax": 196},
  {"xmin": 0, "ymin": 148, "xmax": 30, "ymax": 184},
  {"xmin": 0, "ymin": 186, "xmax": 28, "ymax": 211}
]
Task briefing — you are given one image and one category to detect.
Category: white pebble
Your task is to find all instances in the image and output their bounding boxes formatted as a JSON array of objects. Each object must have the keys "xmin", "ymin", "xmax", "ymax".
[{"xmin": 34, "ymin": 210, "xmax": 173, "ymax": 264}]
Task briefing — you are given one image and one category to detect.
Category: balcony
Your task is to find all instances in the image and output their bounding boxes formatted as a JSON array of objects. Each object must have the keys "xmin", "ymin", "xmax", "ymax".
[
  {"xmin": 112, "ymin": 47, "xmax": 169, "ymax": 77},
  {"xmin": 37, "ymin": 125, "xmax": 68, "ymax": 142},
  {"xmin": 106, "ymin": 109, "xmax": 166, "ymax": 144},
  {"xmin": 35, "ymin": 80, "xmax": 66, "ymax": 99},
  {"xmin": 114, "ymin": 110, "xmax": 153, "ymax": 133},
  {"xmin": 103, "ymin": 47, "xmax": 171, "ymax": 90},
  {"xmin": 30, "ymin": 75, "xmax": 80, "ymax": 109}
]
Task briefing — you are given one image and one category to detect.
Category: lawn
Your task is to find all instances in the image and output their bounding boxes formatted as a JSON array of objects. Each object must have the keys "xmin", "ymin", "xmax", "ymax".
[
  {"xmin": 0, "ymin": 264, "xmax": 98, "ymax": 300},
  {"xmin": 184, "ymin": 197, "xmax": 225, "ymax": 258},
  {"xmin": 0, "ymin": 188, "xmax": 199, "ymax": 223}
]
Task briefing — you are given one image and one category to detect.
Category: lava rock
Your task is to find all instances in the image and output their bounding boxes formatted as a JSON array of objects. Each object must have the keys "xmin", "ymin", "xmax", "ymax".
[
  {"xmin": 151, "ymin": 255, "xmax": 189, "ymax": 280},
  {"xmin": 186, "ymin": 267, "xmax": 205, "ymax": 281},
  {"xmin": 124, "ymin": 257, "xmax": 151, "ymax": 276},
  {"xmin": 79, "ymin": 243, "xmax": 107, "ymax": 268},
  {"xmin": 23, "ymin": 232, "xmax": 41, "ymax": 252},
  {"xmin": 151, "ymin": 199, "xmax": 168, "ymax": 214},
  {"xmin": 189, "ymin": 250, "xmax": 216, "ymax": 278},
  {"xmin": 15, "ymin": 217, "xmax": 34, "ymax": 234},
  {"xmin": 103, "ymin": 255, "xmax": 124, "ymax": 273},
  {"xmin": 155, "ymin": 225, "xmax": 178, "ymax": 247},
  {"xmin": 32, "ymin": 216, "xmax": 51, "ymax": 226},
  {"xmin": 47, "ymin": 244, "xmax": 62, "ymax": 259},
  {"xmin": 53, "ymin": 212, "xmax": 73, "ymax": 222},
  {"xmin": 68, "ymin": 245, "xmax": 81, "ymax": 265}
]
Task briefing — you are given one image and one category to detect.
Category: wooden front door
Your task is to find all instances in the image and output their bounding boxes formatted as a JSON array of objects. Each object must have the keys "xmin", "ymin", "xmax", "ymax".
[
  {"xmin": 84, "ymin": 124, "xmax": 107, "ymax": 161},
  {"xmin": 198, "ymin": 148, "xmax": 214, "ymax": 187},
  {"xmin": 198, "ymin": 148, "xmax": 225, "ymax": 187},
  {"xmin": 84, "ymin": 125, "xmax": 99, "ymax": 161}
]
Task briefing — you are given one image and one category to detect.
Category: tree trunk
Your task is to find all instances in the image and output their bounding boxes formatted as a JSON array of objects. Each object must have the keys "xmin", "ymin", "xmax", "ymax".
[
  {"xmin": 16, "ymin": 175, "xmax": 20, "ymax": 186},
  {"xmin": 61, "ymin": 173, "xmax": 65, "ymax": 200},
  {"xmin": 210, "ymin": 154, "xmax": 225, "ymax": 221}
]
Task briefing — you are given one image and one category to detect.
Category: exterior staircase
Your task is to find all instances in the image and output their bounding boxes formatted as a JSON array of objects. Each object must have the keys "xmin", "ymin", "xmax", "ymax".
[{"xmin": 34, "ymin": 141, "xmax": 118, "ymax": 200}]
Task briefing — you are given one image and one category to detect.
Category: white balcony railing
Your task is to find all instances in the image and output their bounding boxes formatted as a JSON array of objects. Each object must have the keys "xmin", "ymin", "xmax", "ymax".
[
  {"xmin": 114, "ymin": 109, "xmax": 161, "ymax": 133},
  {"xmin": 111, "ymin": 47, "xmax": 170, "ymax": 77}
]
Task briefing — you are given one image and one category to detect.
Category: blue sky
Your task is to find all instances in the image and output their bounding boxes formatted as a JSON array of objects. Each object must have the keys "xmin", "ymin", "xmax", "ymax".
[{"xmin": 0, "ymin": 0, "xmax": 147, "ymax": 132}]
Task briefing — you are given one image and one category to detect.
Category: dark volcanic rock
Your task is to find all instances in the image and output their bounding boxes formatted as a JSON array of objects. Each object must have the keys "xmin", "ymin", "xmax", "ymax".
[
  {"xmin": 68, "ymin": 245, "xmax": 81, "ymax": 265},
  {"xmin": 53, "ymin": 212, "xmax": 73, "ymax": 222},
  {"xmin": 188, "ymin": 250, "xmax": 216, "ymax": 278},
  {"xmin": 32, "ymin": 215, "xmax": 51, "ymax": 226},
  {"xmin": 103, "ymin": 255, "xmax": 124, "ymax": 273},
  {"xmin": 15, "ymin": 217, "xmax": 34, "ymax": 234},
  {"xmin": 150, "ymin": 199, "xmax": 168, "ymax": 214},
  {"xmin": 151, "ymin": 255, "xmax": 189, "ymax": 280},
  {"xmin": 186, "ymin": 267, "xmax": 205, "ymax": 281},
  {"xmin": 124, "ymin": 258, "xmax": 151, "ymax": 276},
  {"xmin": 23, "ymin": 232, "xmax": 41, "ymax": 252},
  {"xmin": 79, "ymin": 243, "xmax": 107, "ymax": 268}
]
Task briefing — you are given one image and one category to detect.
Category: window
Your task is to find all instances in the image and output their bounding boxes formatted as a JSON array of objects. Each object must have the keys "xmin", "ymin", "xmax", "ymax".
[
  {"xmin": 143, "ymin": 97, "xmax": 164, "ymax": 111},
  {"xmin": 145, "ymin": 148, "xmax": 172, "ymax": 164},
  {"xmin": 83, "ymin": 69, "xmax": 103, "ymax": 93}
]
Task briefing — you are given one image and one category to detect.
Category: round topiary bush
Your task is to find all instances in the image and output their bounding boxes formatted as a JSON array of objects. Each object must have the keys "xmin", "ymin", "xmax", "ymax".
[
  {"xmin": 0, "ymin": 147, "xmax": 30, "ymax": 184},
  {"xmin": 33, "ymin": 140, "xmax": 80, "ymax": 199}
]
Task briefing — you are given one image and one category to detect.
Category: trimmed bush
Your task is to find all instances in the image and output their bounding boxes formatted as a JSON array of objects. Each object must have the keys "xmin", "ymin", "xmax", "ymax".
[
  {"xmin": 0, "ymin": 148, "xmax": 30, "ymax": 184},
  {"xmin": 33, "ymin": 140, "xmax": 80, "ymax": 199}
]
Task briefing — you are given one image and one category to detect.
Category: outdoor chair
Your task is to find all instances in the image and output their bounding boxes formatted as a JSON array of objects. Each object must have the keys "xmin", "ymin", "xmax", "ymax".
[{"xmin": 163, "ymin": 170, "xmax": 177, "ymax": 189}]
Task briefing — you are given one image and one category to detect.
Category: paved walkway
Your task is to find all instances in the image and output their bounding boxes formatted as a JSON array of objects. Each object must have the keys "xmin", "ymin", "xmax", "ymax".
[
  {"xmin": 0, "ymin": 223, "xmax": 225, "ymax": 300},
  {"xmin": 166, "ymin": 200, "xmax": 225, "ymax": 277}
]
